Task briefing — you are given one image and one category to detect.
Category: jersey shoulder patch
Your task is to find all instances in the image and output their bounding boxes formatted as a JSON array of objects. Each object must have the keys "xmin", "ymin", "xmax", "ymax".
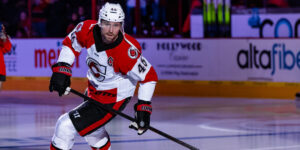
[
  {"xmin": 127, "ymin": 46, "xmax": 139, "ymax": 59},
  {"xmin": 114, "ymin": 37, "xmax": 142, "ymax": 74}
]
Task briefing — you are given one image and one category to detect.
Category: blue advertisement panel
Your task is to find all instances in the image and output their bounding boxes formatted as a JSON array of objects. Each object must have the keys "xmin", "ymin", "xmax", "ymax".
[{"xmin": 232, "ymin": 13, "xmax": 300, "ymax": 38}]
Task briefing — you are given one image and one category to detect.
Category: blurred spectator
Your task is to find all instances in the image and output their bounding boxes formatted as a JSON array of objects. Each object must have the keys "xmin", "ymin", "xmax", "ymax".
[
  {"xmin": 151, "ymin": 0, "xmax": 166, "ymax": 25},
  {"xmin": 288, "ymin": 0, "xmax": 300, "ymax": 7},
  {"xmin": 45, "ymin": 0, "xmax": 68, "ymax": 37},
  {"xmin": 231, "ymin": 0, "xmax": 246, "ymax": 8},
  {"xmin": 246, "ymin": 0, "xmax": 264, "ymax": 8},
  {"xmin": 267, "ymin": 0, "xmax": 289, "ymax": 8},
  {"xmin": 0, "ymin": 24, "xmax": 12, "ymax": 91},
  {"xmin": 231, "ymin": 0, "xmax": 291, "ymax": 8},
  {"xmin": 16, "ymin": 11, "xmax": 31, "ymax": 38},
  {"xmin": 148, "ymin": 20, "xmax": 174, "ymax": 37},
  {"xmin": 150, "ymin": 21, "xmax": 158, "ymax": 36},
  {"xmin": 126, "ymin": 0, "xmax": 149, "ymax": 35},
  {"xmin": 162, "ymin": 22, "xmax": 175, "ymax": 37},
  {"xmin": 0, "ymin": 0, "xmax": 258, "ymax": 38},
  {"xmin": 150, "ymin": 21, "xmax": 163, "ymax": 37},
  {"xmin": 126, "ymin": 0, "xmax": 136, "ymax": 34},
  {"xmin": 0, "ymin": 0, "xmax": 19, "ymax": 37},
  {"xmin": 151, "ymin": 0, "xmax": 159, "ymax": 23},
  {"xmin": 140, "ymin": 0, "xmax": 147, "ymax": 19},
  {"xmin": 31, "ymin": 0, "xmax": 48, "ymax": 37},
  {"xmin": 141, "ymin": 23, "xmax": 150, "ymax": 36},
  {"xmin": 66, "ymin": 13, "xmax": 79, "ymax": 34},
  {"xmin": 78, "ymin": 6, "xmax": 87, "ymax": 22}
]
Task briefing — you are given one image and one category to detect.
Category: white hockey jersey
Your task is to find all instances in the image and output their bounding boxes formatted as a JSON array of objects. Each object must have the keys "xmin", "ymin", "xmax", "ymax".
[{"xmin": 57, "ymin": 20, "xmax": 158, "ymax": 104}]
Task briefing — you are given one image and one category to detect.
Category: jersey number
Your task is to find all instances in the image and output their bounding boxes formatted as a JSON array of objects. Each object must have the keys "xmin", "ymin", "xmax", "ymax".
[
  {"xmin": 70, "ymin": 22, "xmax": 83, "ymax": 44},
  {"xmin": 138, "ymin": 58, "xmax": 148, "ymax": 73}
]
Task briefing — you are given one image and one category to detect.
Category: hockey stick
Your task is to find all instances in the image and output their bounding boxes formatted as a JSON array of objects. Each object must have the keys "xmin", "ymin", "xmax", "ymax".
[{"xmin": 68, "ymin": 88, "xmax": 199, "ymax": 150}]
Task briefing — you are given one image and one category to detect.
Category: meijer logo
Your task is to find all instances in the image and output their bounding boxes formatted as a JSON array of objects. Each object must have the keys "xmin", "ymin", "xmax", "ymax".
[{"xmin": 35, "ymin": 49, "xmax": 79, "ymax": 68}]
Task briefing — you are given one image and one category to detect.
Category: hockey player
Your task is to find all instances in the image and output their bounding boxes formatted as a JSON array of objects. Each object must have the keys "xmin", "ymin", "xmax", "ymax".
[
  {"xmin": 0, "ymin": 24, "xmax": 12, "ymax": 91},
  {"xmin": 49, "ymin": 1, "xmax": 158, "ymax": 150}
]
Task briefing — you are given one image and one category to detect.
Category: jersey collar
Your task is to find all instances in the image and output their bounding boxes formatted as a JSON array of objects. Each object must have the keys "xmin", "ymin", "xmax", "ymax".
[{"xmin": 93, "ymin": 25, "xmax": 123, "ymax": 52}]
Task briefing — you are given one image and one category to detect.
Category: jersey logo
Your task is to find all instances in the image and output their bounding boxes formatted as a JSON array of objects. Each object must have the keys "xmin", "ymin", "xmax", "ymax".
[
  {"xmin": 86, "ymin": 57, "xmax": 107, "ymax": 82},
  {"xmin": 107, "ymin": 57, "xmax": 113, "ymax": 66},
  {"xmin": 73, "ymin": 111, "xmax": 81, "ymax": 118},
  {"xmin": 128, "ymin": 47, "xmax": 138, "ymax": 59}
]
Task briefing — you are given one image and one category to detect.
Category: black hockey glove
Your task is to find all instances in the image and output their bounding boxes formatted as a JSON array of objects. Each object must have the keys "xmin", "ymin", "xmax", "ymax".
[
  {"xmin": 129, "ymin": 100, "xmax": 152, "ymax": 135},
  {"xmin": 49, "ymin": 62, "xmax": 72, "ymax": 97}
]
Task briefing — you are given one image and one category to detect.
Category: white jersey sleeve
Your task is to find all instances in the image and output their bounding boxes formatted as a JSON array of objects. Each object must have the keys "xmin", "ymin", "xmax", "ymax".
[
  {"xmin": 126, "ymin": 56, "xmax": 157, "ymax": 101},
  {"xmin": 117, "ymin": 35, "xmax": 158, "ymax": 102}
]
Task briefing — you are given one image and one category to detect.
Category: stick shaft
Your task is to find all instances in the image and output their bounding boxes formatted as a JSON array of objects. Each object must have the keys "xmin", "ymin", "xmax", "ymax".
[{"xmin": 69, "ymin": 88, "xmax": 199, "ymax": 150}]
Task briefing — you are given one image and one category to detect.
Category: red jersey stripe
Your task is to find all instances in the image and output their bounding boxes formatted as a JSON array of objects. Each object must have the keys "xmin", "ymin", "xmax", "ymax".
[{"xmin": 78, "ymin": 99, "xmax": 125, "ymax": 136}]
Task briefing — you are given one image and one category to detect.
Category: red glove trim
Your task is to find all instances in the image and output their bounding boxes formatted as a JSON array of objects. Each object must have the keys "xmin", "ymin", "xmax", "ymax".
[
  {"xmin": 136, "ymin": 104, "xmax": 152, "ymax": 114},
  {"xmin": 52, "ymin": 66, "xmax": 72, "ymax": 76}
]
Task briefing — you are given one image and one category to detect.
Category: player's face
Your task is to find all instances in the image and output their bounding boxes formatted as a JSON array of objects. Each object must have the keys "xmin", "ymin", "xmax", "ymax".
[{"xmin": 100, "ymin": 20, "xmax": 122, "ymax": 44}]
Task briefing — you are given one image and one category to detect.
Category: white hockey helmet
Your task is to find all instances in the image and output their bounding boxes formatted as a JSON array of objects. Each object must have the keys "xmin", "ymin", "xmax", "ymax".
[{"xmin": 98, "ymin": 2, "xmax": 125, "ymax": 24}]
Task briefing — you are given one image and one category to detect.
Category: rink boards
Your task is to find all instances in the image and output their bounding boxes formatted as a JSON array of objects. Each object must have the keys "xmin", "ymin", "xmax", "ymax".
[
  {"xmin": 3, "ymin": 77, "xmax": 299, "ymax": 99},
  {"xmin": 3, "ymin": 38, "xmax": 300, "ymax": 99}
]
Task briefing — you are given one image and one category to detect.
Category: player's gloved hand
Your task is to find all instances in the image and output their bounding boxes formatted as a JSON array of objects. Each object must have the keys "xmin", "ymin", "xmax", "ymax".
[
  {"xmin": 129, "ymin": 100, "xmax": 152, "ymax": 135},
  {"xmin": 49, "ymin": 62, "xmax": 72, "ymax": 96}
]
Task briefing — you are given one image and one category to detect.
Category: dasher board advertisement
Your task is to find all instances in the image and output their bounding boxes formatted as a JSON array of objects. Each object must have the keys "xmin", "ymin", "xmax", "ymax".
[
  {"xmin": 4, "ymin": 38, "xmax": 300, "ymax": 82},
  {"xmin": 232, "ymin": 13, "xmax": 300, "ymax": 38}
]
